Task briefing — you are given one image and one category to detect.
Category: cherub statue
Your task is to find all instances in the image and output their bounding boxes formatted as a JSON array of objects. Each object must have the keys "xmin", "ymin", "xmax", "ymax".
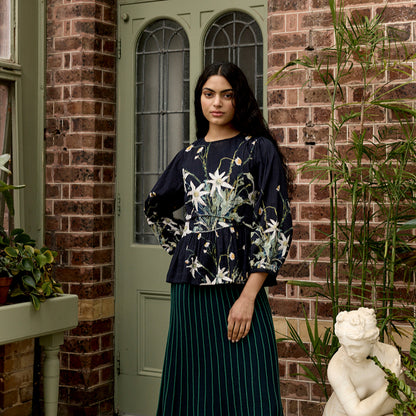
[{"xmin": 323, "ymin": 307, "xmax": 401, "ymax": 416}]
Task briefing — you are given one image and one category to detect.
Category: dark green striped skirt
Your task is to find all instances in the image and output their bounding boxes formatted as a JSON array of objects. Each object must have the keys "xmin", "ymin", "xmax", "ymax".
[{"xmin": 157, "ymin": 284, "xmax": 284, "ymax": 416}]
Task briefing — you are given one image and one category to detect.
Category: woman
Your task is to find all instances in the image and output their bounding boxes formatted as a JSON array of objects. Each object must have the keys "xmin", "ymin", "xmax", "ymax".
[{"xmin": 145, "ymin": 62, "xmax": 292, "ymax": 415}]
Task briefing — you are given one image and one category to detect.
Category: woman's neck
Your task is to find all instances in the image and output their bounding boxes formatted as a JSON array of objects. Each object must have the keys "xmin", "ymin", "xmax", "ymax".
[{"xmin": 205, "ymin": 125, "xmax": 240, "ymax": 142}]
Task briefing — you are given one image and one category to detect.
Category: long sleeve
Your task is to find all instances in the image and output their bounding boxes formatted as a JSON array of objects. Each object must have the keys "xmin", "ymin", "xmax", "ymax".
[
  {"xmin": 144, "ymin": 150, "xmax": 186, "ymax": 254},
  {"xmin": 249, "ymin": 138, "xmax": 292, "ymax": 283}
]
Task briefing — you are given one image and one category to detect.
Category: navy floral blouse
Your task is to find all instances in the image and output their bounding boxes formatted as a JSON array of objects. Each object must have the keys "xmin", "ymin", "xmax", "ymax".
[{"xmin": 144, "ymin": 134, "xmax": 292, "ymax": 286}]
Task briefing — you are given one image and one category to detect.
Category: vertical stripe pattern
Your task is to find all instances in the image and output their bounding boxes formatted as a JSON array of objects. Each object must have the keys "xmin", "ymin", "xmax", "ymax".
[{"xmin": 156, "ymin": 284, "xmax": 284, "ymax": 416}]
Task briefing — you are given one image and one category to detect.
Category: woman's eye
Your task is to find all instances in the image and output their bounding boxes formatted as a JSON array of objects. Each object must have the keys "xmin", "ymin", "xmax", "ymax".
[{"xmin": 224, "ymin": 93, "xmax": 233, "ymax": 99}]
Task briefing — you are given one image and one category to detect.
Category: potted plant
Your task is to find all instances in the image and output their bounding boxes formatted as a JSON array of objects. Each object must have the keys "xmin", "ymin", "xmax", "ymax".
[
  {"xmin": 0, "ymin": 228, "xmax": 63, "ymax": 310},
  {"xmin": 0, "ymin": 256, "xmax": 12, "ymax": 304},
  {"xmin": 0, "ymin": 153, "xmax": 24, "ymax": 304},
  {"xmin": 0, "ymin": 154, "xmax": 63, "ymax": 309}
]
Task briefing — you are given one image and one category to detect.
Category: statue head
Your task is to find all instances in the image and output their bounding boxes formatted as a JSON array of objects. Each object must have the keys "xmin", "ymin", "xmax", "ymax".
[{"xmin": 335, "ymin": 308, "xmax": 380, "ymax": 363}]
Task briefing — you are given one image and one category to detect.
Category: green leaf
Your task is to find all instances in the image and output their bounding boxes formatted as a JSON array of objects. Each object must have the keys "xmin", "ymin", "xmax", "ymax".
[
  {"xmin": 4, "ymin": 247, "xmax": 18, "ymax": 257},
  {"xmin": 42, "ymin": 250, "xmax": 54, "ymax": 264},
  {"xmin": 33, "ymin": 269, "xmax": 42, "ymax": 283},
  {"xmin": 22, "ymin": 275, "xmax": 36, "ymax": 289},
  {"xmin": 399, "ymin": 219, "xmax": 416, "ymax": 231},
  {"xmin": 22, "ymin": 258, "xmax": 33, "ymax": 271},
  {"xmin": 30, "ymin": 294, "xmax": 41, "ymax": 311},
  {"xmin": 36, "ymin": 254, "xmax": 47, "ymax": 269}
]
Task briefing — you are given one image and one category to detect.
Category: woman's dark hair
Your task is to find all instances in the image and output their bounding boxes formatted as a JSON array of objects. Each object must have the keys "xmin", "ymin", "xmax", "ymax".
[{"xmin": 194, "ymin": 62, "xmax": 293, "ymax": 193}]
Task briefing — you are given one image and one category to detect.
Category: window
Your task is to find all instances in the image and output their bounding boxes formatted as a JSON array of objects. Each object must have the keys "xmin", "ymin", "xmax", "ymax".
[
  {"xmin": 135, "ymin": 19, "xmax": 190, "ymax": 244},
  {"xmin": 204, "ymin": 11, "xmax": 264, "ymax": 107},
  {"xmin": 0, "ymin": 0, "xmax": 12, "ymax": 60},
  {"xmin": 0, "ymin": 0, "xmax": 44, "ymax": 239}
]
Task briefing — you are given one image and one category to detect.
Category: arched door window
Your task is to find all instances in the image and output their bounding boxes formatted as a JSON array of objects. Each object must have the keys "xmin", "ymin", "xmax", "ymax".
[
  {"xmin": 204, "ymin": 11, "xmax": 263, "ymax": 106},
  {"xmin": 135, "ymin": 19, "xmax": 189, "ymax": 243}
]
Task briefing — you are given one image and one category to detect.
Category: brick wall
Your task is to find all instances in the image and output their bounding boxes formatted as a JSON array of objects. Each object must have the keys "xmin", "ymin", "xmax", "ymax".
[
  {"xmin": 267, "ymin": 0, "xmax": 416, "ymax": 415},
  {"xmin": 0, "ymin": 340, "xmax": 34, "ymax": 416},
  {"xmin": 45, "ymin": 0, "xmax": 116, "ymax": 414}
]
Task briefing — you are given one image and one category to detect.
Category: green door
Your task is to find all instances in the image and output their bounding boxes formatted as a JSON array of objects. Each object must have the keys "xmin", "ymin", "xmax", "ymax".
[{"xmin": 115, "ymin": 1, "xmax": 267, "ymax": 414}]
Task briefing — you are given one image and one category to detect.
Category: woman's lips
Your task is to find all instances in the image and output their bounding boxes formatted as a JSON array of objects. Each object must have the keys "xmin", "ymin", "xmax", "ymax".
[{"xmin": 211, "ymin": 112, "xmax": 224, "ymax": 117}]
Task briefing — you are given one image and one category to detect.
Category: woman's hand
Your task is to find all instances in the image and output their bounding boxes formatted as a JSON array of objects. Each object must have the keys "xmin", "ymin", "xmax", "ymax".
[
  {"xmin": 227, "ymin": 295, "xmax": 255, "ymax": 342},
  {"xmin": 227, "ymin": 272, "xmax": 268, "ymax": 342}
]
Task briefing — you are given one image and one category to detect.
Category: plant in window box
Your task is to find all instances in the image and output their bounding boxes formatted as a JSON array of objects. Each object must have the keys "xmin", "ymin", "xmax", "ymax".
[
  {"xmin": 0, "ymin": 154, "xmax": 63, "ymax": 308},
  {"xmin": 0, "ymin": 256, "xmax": 13, "ymax": 304},
  {"xmin": 3, "ymin": 241, "xmax": 63, "ymax": 310},
  {"xmin": 0, "ymin": 153, "xmax": 25, "ymax": 305}
]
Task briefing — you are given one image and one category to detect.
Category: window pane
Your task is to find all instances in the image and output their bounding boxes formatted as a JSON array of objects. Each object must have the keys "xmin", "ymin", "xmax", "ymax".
[
  {"xmin": 204, "ymin": 11, "xmax": 263, "ymax": 108},
  {"xmin": 0, "ymin": 83, "xmax": 9, "ymax": 150},
  {"xmin": 0, "ymin": 82, "xmax": 12, "ymax": 230},
  {"xmin": 135, "ymin": 19, "xmax": 189, "ymax": 244},
  {"xmin": 0, "ymin": 0, "xmax": 11, "ymax": 59}
]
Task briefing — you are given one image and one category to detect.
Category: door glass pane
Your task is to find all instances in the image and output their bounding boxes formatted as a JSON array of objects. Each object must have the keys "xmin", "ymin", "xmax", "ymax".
[
  {"xmin": 135, "ymin": 19, "xmax": 189, "ymax": 244},
  {"xmin": 0, "ymin": 0, "xmax": 11, "ymax": 60},
  {"xmin": 204, "ymin": 11, "xmax": 263, "ymax": 108}
]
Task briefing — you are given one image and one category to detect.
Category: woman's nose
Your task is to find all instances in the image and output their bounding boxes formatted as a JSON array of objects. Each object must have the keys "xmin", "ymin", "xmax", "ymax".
[{"xmin": 213, "ymin": 95, "xmax": 222, "ymax": 107}]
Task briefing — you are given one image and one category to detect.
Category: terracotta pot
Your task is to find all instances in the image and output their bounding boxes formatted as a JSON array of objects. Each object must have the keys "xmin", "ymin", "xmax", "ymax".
[{"xmin": 0, "ymin": 276, "xmax": 12, "ymax": 305}]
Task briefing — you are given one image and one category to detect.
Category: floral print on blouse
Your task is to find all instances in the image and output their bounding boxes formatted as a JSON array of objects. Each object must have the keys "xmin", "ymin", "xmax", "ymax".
[{"xmin": 144, "ymin": 134, "xmax": 292, "ymax": 286}]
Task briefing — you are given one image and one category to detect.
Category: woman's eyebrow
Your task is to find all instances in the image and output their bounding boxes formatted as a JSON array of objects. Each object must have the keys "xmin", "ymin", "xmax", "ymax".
[{"xmin": 202, "ymin": 87, "xmax": 234, "ymax": 93}]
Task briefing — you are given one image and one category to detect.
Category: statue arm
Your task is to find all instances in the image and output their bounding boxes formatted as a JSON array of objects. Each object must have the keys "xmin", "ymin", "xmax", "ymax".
[{"xmin": 327, "ymin": 359, "xmax": 394, "ymax": 416}]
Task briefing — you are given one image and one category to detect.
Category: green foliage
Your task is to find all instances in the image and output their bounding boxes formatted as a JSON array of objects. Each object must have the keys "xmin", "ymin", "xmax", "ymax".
[
  {"xmin": 277, "ymin": 302, "xmax": 339, "ymax": 400},
  {"xmin": 371, "ymin": 327, "xmax": 416, "ymax": 415},
  {"xmin": 4, "ymin": 241, "xmax": 63, "ymax": 310},
  {"xmin": 270, "ymin": 0, "xmax": 416, "ymax": 402},
  {"xmin": 0, "ymin": 154, "xmax": 63, "ymax": 310}
]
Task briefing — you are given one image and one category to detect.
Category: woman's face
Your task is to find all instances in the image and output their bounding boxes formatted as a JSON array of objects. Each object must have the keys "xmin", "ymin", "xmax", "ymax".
[{"xmin": 200, "ymin": 75, "xmax": 235, "ymax": 130}]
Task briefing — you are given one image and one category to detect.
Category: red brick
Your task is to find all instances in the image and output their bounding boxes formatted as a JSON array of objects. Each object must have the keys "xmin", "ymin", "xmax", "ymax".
[
  {"xmin": 55, "ymin": 4, "xmax": 100, "ymax": 20},
  {"xmin": 269, "ymin": 0, "xmax": 308, "ymax": 12},
  {"xmin": 70, "ymin": 249, "xmax": 113, "ymax": 266},
  {"xmin": 376, "ymin": 5, "xmax": 416, "ymax": 23},
  {"xmin": 269, "ymin": 298, "xmax": 310, "ymax": 317},
  {"xmin": 53, "ymin": 167, "xmax": 101, "ymax": 182},
  {"xmin": 280, "ymin": 380, "xmax": 309, "ymax": 398},
  {"xmin": 0, "ymin": 402, "xmax": 32, "ymax": 416},
  {"xmin": 301, "ymin": 12, "xmax": 332, "ymax": 28},
  {"xmin": 272, "ymin": 33, "xmax": 307, "ymax": 49},
  {"xmin": 69, "ymin": 282, "xmax": 113, "ymax": 298},
  {"xmin": 269, "ymin": 107, "xmax": 309, "ymax": 125},
  {"xmin": 70, "ymin": 216, "xmax": 113, "ymax": 232}
]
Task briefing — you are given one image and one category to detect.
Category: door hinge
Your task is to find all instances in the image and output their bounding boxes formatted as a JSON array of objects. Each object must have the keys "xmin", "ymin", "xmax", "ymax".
[
  {"xmin": 116, "ymin": 194, "xmax": 121, "ymax": 217},
  {"xmin": 116, "ymin": 350, "xmax": 121, "ymax": 376},
  {"xmin": 117, "ymin": 39, "xmax": 121, "ymax": 59}
]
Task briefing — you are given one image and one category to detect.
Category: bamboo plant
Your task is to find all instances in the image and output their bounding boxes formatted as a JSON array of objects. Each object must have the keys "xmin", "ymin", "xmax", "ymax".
[{"xmin": 270, "ymin": 0, "xmax": 416, "ymax": 400}]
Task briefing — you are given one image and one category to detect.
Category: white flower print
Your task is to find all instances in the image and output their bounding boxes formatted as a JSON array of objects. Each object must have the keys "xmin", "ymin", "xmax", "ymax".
[
  {"xmin": 216, "ymin": 267, "xmax": 232, "ymax": 283},
  {"xmin": 187, "ymin": 257, "xmax": 203, "ymax": 279},
  {"xmin": 207, "ymin": 169, "xmax": 233, "ymax": 197},
  {"xmin": 182, "ymin": 169, "xmax": 190, "ymax": 180},
  {"xmin": 229, "ymin": 252, "xmax": 235, "ymax": 261},
  {"xmin": 185, "ymin": 145, "xmax": 193, "ymax": 152},
  {"xmin": 187, "ymin": 181, "xmax": 209, "ymax": 210},
  {"xmin": 278, "ymin": 233, "xmax": 290, "ymax": 257},
  {"xmin": 265, "ymin": 219, "xmax": 280, "ymax": 239},
  {"xmin": 235, "ymin": 157, "xmax": 242, "ymax": 166}
]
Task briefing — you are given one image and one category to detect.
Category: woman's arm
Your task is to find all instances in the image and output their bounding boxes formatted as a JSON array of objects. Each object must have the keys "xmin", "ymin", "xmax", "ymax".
[{"xmin": 227, "ymin": 272, "xmax": 267, "ymax": 342}]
